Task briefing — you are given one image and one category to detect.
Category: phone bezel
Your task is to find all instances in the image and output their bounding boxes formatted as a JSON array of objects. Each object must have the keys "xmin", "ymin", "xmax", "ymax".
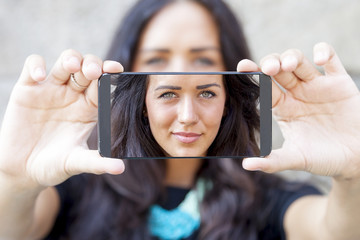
[{"xmin": 98, "ymin": 71, "xmax": 272, "ymax": 159}]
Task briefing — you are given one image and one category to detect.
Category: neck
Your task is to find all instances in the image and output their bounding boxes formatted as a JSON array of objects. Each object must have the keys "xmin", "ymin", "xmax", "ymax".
[{"xmin": 165, "ymin": 158, "xmax": 203, "ymax": 188}]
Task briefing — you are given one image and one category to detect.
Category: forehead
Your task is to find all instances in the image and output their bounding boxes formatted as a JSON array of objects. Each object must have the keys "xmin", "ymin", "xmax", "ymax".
[
  {"xmin": 147, "ymin": 74, "xmax": 224, "ymax": 88},
  {"xmin": 137, "ymin": 1, "xmax": 220, "ymax": 49}
]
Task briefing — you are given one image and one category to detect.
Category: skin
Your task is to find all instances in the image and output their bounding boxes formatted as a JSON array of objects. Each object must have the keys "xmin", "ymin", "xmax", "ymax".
[
  {"xmin": 132, "ymin": 1, "xmax": 226, "ymax": 187},
  {"xmin": 238, "ymin": 43, "xmax": 360, "ymax": 239},
  {"xmin": 145, "ymin": 74, "xmax": 226, "ymax": 158},
  {"xmin": 132, "ymin": 1, "xmax": 225, "ymax": 72},
  {"xmin": 1, "ymin": 1, "xmax": 360, "ymax": 240}
]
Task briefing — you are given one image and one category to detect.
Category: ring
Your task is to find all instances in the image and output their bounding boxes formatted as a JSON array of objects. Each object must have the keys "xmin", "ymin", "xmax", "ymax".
[{"xmin": 70, "ymin": 73, "xmax": 87, "ymax": 89}]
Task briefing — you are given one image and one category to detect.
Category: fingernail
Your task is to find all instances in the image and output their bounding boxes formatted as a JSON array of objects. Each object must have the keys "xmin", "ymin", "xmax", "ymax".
[
  {"xmin": 262, "ymin": 59, "xmax": 280, "ymax": 74},
  {"xmin": 314, "ymin": 51, "xmax": 328, "ymax": 64},
  {"xmin": 282, "ymin": 56, "xmax": 297, "ymax": 71},
  {"xmin": 32, "ymin": 67, "xmax": 46, "ymax": 80},
  {"xmin": 65, "ymin": 56, "xmax": 81, "ymax": 68},
  {"xmin": 283, "ymin": 55, "xmax": 297, "ymax": 65},
  {"xmin": 85, "ymin": 63, "xmax": 102, "ymax": 75}
]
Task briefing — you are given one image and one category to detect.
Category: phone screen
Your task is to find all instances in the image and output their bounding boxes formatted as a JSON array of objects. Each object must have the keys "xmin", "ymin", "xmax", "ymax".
[{"xmin": 98, "ymin": 72, "xmax": 272, "ymax": 159}]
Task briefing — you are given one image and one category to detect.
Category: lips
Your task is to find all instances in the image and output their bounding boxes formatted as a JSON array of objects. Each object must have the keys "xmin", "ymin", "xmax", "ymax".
[{"xmin": 172, "ymin": 132, "xmax": 202, "ymax": 144}]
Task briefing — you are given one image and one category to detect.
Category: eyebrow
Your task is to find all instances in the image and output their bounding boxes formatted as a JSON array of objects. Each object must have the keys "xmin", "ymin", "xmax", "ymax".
[
  {"xmin": 155, "ymin": 85, "xmax": 181, "ymax": 90},
  {"xmin": 190, "ymin": 47, "xmax": 220, "ymax": 53},
  {"xmin": 155, "ymin": 83, "xmax": 221, "ymax": 91},
  {"xmin": 196, "ymin": 83, "xmax": 221, "ymax": 89},
  {"xmin": 139, "ymin": 47, "xmax": 220, "ymax": 53}
]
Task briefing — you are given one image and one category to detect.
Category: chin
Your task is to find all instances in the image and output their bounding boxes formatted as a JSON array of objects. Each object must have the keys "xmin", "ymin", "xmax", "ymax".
[{"xmin": 169, "ymin": 150, "xmax": 206, "ymax": 158}]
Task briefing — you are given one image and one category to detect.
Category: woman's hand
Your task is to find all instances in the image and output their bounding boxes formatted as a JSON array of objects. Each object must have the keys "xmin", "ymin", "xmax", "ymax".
[
  {"xmin": 238, "ymin": 42, "xmax": 360, "ymax": 180},
  {"xmin": 0, "ymin": 50, "xmax": 124, "ymax": 189}
]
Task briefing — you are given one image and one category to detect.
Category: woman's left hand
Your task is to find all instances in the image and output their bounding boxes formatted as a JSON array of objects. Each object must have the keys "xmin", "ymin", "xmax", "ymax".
[{"xmin": 238, "ymin": 42, "xmax": 360, "ymax": 180}]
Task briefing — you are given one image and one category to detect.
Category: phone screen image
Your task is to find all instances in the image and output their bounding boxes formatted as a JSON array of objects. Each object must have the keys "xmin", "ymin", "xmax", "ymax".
[{"xmin": 98, "ymin": 72, "xmax": 272, "ymax": 159}]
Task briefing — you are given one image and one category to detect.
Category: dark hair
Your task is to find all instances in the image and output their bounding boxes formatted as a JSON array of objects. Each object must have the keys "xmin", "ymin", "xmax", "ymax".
[
  {"xmin": 106, "ymin": 0, "xmax": 251, "ymax": 71},
  {"xmin": 71, "ymin": 1, "xmax": 287, "ymax": 239}
]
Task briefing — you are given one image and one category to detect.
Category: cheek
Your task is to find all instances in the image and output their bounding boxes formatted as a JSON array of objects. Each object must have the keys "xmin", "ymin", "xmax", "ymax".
[
  {"xmin": 146, "ymin": 103, "xmax": 175, "ymax": 133},
  {"xmin": 204, "ymin": 100, "xmax": 226, "ymax": 127}
]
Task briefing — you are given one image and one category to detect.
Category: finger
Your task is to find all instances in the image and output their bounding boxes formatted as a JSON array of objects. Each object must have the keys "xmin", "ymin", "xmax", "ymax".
[
  {"xmin": 268, "ymin": 50, "xmax": 321, "ymax": 93},
  {"xmin": 67, "ymin": 54, "xmax": 103, "ymax": 92},
  {"xmin": 242, "ymin": 147, "xmax": 304, "ymax": 173},
  {"xmin": 313, "ymin": 42, "xmax": 347, "ymax": 75},
  {"xmin": 272, "ymin": 79, "xmax": 285, "ymax": 108},
  {"xmin": 280, "ymin": 49, "xmax": 322, "ymax": 82},
  {"xmin": 65, "ymin": 149, "xmax": 125, "ymax": 176},
  {"xmin": 48, "ymin": 49, "xmax": 82, "ymax": 86},
  {"xmin": 236, "ymin": 59, "xmax": 260, "ymax": 72},
  {"xmin": 85, "ymin": 60, "xmax": 124, "ymax": 108},
  {"xmin": 103, "ymin": 60, "xmax": 124, "ymax": 73},
  {"xmin": 82, "ymin": 54, "xmax": 103, "ymax": 81},
  {"xmin": 19, "ymin": 55, "xmax": 47, "ymax": 84},
  {"xmin": 260, "ymin": 54, "xmax": 281, "ymax": 76},
  {"xmin": 260, "ymin": 54, "xmax": 302, "ymax": 94}
]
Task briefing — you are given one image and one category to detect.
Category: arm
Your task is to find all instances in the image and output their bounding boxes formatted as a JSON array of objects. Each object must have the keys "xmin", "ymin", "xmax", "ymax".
[
  {"xmin": 238, "ymin": 42, "xmax": 360, "ymax": 240},
  {"xmin": 284, "ymin": 179, "xmax": 360, "ymax": 240},
  {"xmin": 0, "ymin": 182, "xmax": 59, "ymax": 239},
  {"xmin": 0, "ymin": 50, "xmax": 124, "ymax": 239}
]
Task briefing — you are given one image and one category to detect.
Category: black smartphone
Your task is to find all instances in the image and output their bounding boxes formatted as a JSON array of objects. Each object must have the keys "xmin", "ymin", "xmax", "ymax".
[{"xmin": 98, "ymin": 72, "xmax": 272, "ymax": 159}]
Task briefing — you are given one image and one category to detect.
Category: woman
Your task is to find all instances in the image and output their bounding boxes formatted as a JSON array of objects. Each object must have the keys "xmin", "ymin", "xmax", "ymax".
[{"xmin": 1, "ymin": 0, "xmax": 360, "ymax": 239}]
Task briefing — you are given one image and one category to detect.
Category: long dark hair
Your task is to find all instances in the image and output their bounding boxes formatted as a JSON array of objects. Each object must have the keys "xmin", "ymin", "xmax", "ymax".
[{"xmin": 70, "ymin": 1, "xmax": 287, "ymax": 239}]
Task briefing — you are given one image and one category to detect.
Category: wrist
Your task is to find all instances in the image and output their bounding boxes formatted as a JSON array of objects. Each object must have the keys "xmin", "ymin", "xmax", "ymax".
[{"xmin": 0, "ymin": 171, "xmax": 44, "ymax": 195}]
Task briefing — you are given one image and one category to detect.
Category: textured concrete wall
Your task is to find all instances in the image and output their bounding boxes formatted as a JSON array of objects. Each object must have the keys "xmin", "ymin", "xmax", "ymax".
[{"xmin": 0, "ymin": 1, "xmax": 359, "ymax": 187}]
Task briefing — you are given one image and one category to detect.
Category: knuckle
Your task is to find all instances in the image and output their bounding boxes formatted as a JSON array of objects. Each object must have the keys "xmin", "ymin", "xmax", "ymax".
[
  {"xmin": 61, "ymin": 49, "xmax": 83, "ymax": 60},
  {"xmin": 282, "ymin": 48, "xmax": 303, "ymax": 57},
  {"xmin": 260, "ymin": 53, "xmax": 280, "ymax": 65},
  {"xmin": 83, "ymin": 54, "xmax": 103, "ymax": 65},
  {"xmin": 25, "ymin": 54, "xmax": 43, "ymax": 65}
]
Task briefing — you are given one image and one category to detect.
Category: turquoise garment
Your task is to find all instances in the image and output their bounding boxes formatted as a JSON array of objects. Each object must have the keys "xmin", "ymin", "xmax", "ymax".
[{"xmin": 149, "ymin": 180, "xmax": 207, "ymax": 240}]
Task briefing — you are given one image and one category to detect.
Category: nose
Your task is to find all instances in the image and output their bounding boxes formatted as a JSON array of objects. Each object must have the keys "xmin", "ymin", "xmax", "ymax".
[
  {"xmin": 166, "ymin": 56, "xmax": 189, "ymax": 72},
  {"xmin": 177, "ymin": 97, "xmax": 199, "ymax": 125}
]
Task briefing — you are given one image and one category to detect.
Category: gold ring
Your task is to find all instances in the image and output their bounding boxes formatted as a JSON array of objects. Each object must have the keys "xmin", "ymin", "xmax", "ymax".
[{"xmin": 70, "ymin": 73, "xmax": 87, "ymax": 89}]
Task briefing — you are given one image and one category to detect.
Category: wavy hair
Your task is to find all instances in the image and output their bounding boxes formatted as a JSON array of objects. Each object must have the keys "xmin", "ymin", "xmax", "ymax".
[{"xmin": 71, "ymin": 0, "xmax": 287, "ymax": 239}]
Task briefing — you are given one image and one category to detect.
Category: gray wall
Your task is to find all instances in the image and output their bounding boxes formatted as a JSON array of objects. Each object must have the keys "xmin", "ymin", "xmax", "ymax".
[{"xmin": 0, "ymin": 0, "xmax": 359, "ymax": 188}]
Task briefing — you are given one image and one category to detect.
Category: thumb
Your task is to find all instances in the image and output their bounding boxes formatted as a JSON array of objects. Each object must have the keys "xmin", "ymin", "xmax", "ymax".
[
  {"xmin": 65, "ymin": 148, "xmax": 125, "ymax": 176},
  {"xmin": 242, "ymin": 147, "xmax": 305, "ymax": 173}
]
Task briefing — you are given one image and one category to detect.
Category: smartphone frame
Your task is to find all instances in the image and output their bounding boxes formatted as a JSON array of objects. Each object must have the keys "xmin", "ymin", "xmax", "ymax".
[{"xmin": 98, "ymin": 72, "xmax": 272, "ymax": 158}]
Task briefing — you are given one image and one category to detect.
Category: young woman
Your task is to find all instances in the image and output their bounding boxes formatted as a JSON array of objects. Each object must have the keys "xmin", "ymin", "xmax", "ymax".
[{"xmin": 1, "ymin": 0, "xmax": 360, "ymax": 239}]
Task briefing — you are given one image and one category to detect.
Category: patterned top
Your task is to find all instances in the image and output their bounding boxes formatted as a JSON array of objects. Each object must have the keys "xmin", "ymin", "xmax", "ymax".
[{"xmin": 45, "ymin": 174, "xmax": 322, "ymax": 240}]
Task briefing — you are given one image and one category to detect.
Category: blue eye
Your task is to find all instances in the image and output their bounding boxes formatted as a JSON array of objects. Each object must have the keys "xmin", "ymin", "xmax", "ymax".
[{"xmin": 200, "ymin": 91, "xmax": 216, "ymax": 99}]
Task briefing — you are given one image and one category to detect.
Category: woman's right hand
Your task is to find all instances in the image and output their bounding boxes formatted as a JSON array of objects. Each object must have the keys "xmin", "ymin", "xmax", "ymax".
[{"xmin": 0, "ymin": 50, "xmax": 125, "ymax": 190}]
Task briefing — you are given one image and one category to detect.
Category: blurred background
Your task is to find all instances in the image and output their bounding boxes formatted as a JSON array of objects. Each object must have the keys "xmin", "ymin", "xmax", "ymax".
[{"xmin": 1, "ymin": 0, "xmax": 359, "ymax": 191}]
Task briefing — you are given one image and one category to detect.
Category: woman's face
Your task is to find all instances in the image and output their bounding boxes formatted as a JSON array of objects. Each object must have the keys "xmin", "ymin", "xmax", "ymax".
[
  {"xmin": 132, "ymin": 1, "xmax": 225, "ymax": 72},
  {"xmin": 145, "ymin": 74, "xmax": 226, "ymax": 157},
  {"xmin": 134, "ymin": 1, "xmax": 227, "ymax": 157}
]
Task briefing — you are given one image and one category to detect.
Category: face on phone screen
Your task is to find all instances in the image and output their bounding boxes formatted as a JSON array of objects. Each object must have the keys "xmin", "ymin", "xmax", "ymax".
[{"xmin": 98, "ymin": 72, "xmax": 271, "ymax": 159}]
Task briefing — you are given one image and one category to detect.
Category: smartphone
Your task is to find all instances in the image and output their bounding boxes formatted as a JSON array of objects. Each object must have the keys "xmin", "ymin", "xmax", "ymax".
[{"xmin": 98, "ymin": 72, "xmax": 272, "ymax": 159}]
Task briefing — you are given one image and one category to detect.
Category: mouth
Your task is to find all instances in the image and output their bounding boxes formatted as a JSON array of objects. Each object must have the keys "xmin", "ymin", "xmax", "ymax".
[{"xmin": 172, "ymin": 132, "xmax": 202, "ymax": 144}]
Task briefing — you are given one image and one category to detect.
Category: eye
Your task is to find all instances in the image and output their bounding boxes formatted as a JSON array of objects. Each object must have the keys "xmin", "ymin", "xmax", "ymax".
[
  {"xmin": 200, "ymin": 91, "xmax": 216, "ymax": 99},
  {"xmin": 159, "ymin": 92, "xmax": 177, "ymax": 99},
  {"xmin": 145, "ymin": 57, "xmax": 166, "ymax": 65},
  {"xmin": 194, "ymin": 57, "xmax": 215, "ymax": 66}
]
